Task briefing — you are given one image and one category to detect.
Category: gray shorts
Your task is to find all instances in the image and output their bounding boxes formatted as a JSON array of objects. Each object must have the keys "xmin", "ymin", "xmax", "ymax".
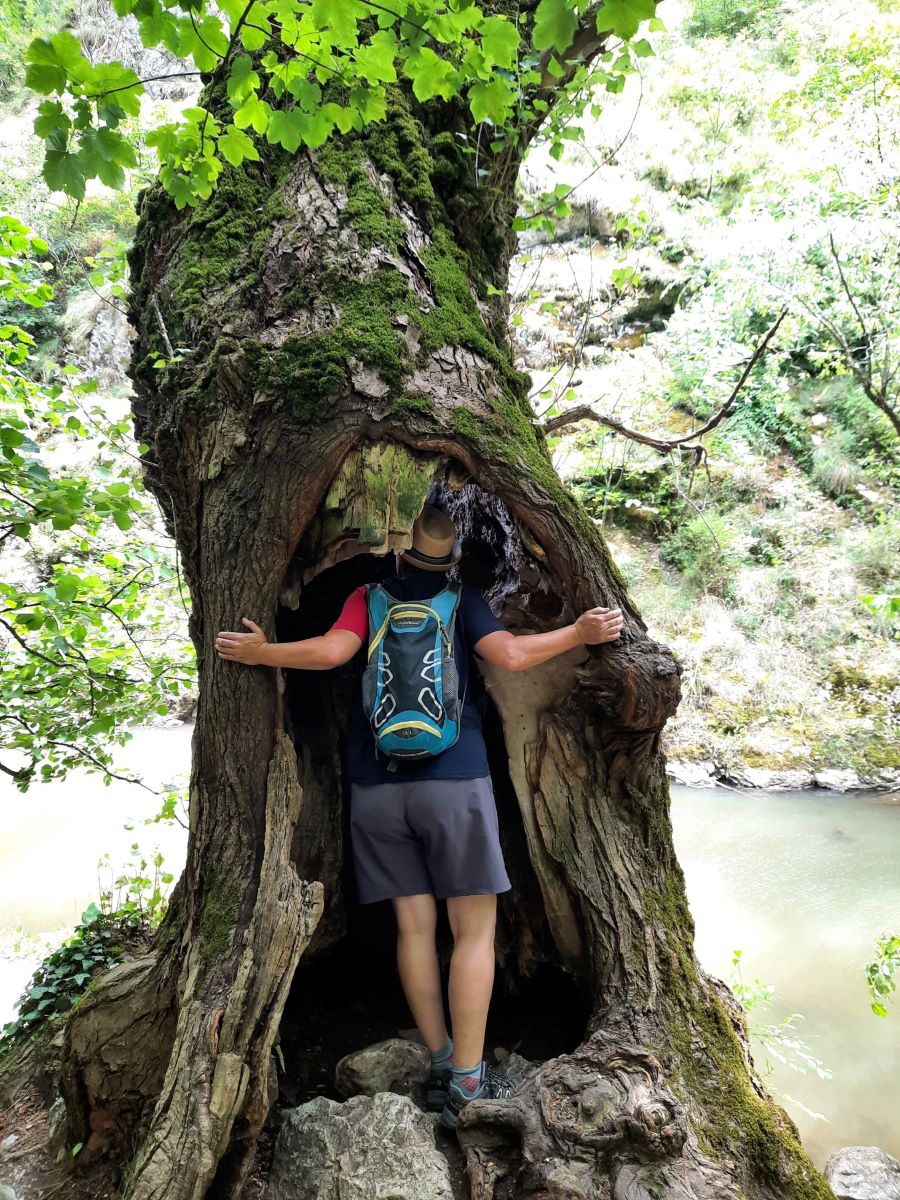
[{"xmin": 349, "ymin": 775, "xmax": 512, "ymax": 904}]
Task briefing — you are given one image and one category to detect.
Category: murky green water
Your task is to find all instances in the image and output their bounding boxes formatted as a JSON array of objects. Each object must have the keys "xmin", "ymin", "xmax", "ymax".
[
  {"xmin": 1, "ymin": 731, "xmax": 897, "ymax": 1167},
  {"xmin": 670, "ymin": 782, "xmax": 900, "ymax": 1167}
]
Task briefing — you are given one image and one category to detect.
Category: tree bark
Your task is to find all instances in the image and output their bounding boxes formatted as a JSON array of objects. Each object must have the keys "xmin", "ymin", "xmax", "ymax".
[{"xmin": 54, "ymin": 64, "xmax": 832, "ymax": 1200}]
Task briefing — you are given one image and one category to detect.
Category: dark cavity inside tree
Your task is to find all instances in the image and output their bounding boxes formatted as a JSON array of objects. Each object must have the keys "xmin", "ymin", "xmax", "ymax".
[{"xmin": 44, "ymin": 20, "xmax": 834, "ymax": 1200}]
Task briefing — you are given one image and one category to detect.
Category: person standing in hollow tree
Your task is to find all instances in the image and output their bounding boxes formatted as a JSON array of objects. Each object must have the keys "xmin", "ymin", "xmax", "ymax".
[{"xmin": 215, "ymin": 505, "xmax": 623, "ymax": 1129}]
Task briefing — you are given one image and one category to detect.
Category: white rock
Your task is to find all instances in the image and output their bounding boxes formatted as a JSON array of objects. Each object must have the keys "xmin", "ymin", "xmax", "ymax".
[
  {"xmin": 814, "ymin": 768, "xmax": 866, "ymax": 792},
  {"xmin": 265, "ymin": 1092, "xmax": 453, "ymax": 1200},
  {"xmin": 825, "ymin": 1146, "xmax": 900, "ymax": 1200},
  {"xmin": 666, "ymin": 760, "xmax": 717, "ymax": 788}
]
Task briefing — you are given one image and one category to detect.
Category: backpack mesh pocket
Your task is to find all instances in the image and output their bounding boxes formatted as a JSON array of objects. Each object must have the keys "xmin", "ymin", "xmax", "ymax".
[{"xmin": 440, "ymin": 657, "xmax": 459, "ymax": 721}]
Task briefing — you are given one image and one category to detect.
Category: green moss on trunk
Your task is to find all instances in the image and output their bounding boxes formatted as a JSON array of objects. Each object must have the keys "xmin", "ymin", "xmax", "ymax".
[{"xmin": 646, "ymin": 873, "xmax": 831, "ymax": 1200}]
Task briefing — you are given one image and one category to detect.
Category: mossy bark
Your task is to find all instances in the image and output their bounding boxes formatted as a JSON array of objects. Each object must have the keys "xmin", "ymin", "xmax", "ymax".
[{"xmin": 51, "ymin": 67, "xmax": 833, "ymax": 1200}]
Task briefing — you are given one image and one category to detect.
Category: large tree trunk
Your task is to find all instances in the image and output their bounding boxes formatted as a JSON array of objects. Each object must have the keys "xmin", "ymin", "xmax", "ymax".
[{"xmin": 54, "ymin": 61, "xmax": 831, "ymax": 1200}]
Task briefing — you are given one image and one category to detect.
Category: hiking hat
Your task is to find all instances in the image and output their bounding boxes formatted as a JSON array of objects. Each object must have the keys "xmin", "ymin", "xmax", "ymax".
[{"xmin": 400, "ymin": 505, "xmax": 462, "ymax": 572}]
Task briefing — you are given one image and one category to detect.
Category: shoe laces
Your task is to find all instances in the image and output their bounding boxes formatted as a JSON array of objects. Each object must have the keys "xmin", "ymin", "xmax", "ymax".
[{"xmin": 483, "ymin": 1063, "xmax": 514, "ymax": 1099}]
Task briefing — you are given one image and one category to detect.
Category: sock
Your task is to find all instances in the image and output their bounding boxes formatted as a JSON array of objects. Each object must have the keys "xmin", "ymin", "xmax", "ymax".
[
  {"xmin": 430, "ymin": 1037, "xmax": 453, "ymax": 1073},
  {"xmin": 450, "ymin": 1060, "xmax": 484, "ymax": 1097}
]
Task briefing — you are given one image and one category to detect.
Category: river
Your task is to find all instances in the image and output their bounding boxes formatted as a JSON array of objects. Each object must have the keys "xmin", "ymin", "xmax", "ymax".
[{"xmin": 1, "ymin": 726, "xmax": 898, "ymax": 1168}]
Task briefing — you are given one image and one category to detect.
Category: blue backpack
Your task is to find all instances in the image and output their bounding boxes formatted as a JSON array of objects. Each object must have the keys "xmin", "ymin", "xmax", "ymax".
[{"xmin": 361, "ymin": 582, "xmax": 464, "ymax": 769}]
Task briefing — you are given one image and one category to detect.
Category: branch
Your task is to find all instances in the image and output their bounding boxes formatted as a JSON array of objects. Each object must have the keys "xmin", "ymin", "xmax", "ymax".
[
  {"xmin": 0, "ymin": 758, "xmax": 32, "ymax": 782},
  {"xmin": 151, "ymin": 294, "xmax": 175, "ymax": 359},
  {"xmin": 542, "ymin": 308, "xmax": 789, "ymax": 457}
]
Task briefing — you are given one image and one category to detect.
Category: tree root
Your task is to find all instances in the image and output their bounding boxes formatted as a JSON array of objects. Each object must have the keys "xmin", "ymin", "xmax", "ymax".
[{"xmin": 458, "ymin": 1035, "xmax": 737, "ymax": 1200}]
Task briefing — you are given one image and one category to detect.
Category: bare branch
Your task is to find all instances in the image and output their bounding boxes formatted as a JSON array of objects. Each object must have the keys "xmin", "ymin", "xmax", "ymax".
[{"xmin": 542, "ymin": 308, "xmax": 789, "ymax": 455}]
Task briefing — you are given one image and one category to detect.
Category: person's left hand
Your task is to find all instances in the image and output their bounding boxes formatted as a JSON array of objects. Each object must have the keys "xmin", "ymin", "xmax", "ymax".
[{"xmin": 215, "ymin": 618, "xmax": 268, "ymax": 665}]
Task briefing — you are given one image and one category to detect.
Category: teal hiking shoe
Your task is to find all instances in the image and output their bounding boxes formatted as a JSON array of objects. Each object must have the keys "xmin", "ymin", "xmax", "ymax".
[{"xmin": 440, "ymin": 1063, "xmax": 514, "ymax": 1130}]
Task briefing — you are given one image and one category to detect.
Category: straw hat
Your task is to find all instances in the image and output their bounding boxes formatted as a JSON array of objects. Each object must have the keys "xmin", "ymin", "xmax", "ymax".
[{"xmin": 400, "ymin": 505, "xmax": 462, "ymax": 572}]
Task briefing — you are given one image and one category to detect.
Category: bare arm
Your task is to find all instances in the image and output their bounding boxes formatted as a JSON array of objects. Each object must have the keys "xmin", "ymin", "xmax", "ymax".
[
  {"xmin": 474, "ymin": 607, "xmax": 623, "ymax": 673},
  {"xmin": 215, "ymin": 619, "xmax": 362, "ymax": 669}
]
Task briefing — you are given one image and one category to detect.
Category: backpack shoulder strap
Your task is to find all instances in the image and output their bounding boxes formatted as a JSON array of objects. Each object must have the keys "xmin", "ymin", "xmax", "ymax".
[
  {"xmin": 430, "ymin": 581, "xmax": 463, "ymax": 646},
  {"xmin": 365, "ymin": 583, "xmax": 392, "ymax": 655}
]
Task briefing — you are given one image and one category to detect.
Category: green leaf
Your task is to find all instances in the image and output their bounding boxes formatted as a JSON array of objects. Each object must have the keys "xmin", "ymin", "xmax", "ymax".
[
  {"xmin": 404, "ymin": 46, "xmax": 460, "ymax": 101},
  {"xmin": 532, "ymin": 0, "xmax": 578, "ymax": 53},
  {"xmin": 226, "ymin": 55, "xmax": 260, "ymax": 104},
  {"xmin": 596, "ymin": 0, "xmax": 656, "ymax": 41},
  {"xmin": 218, "ymin": 124, "xmax": 260, "ymax": 166},
  {"xmin": 233, "ymin": 94, "xmax": 271, "ymax": 135},
  {"xmin": 479, "ymin": 16, "xmax": 519, "ymax": 69},
  {"xmin": 55, "ymin": 574, "xmax": 80, "ymax": 601},
  {"xmin": 469, "ymin": 78, "xmax": 515, "ymax": 125},
  {"xmin": 310, "ymin": 0, "xmax": 365, "ymax": 45},
  {"xmin": 266, "ymin": 107, "xmax": 305, "ymax": 153},
  {"xmin": 355, "ymin": 30, "xmax": 398, "ymax": 84},
  {"xmin": 43, "ymin": 149, "xmax": 87, "ymax": 200},
  {"xmin": 34, "ymin": 100, "xmax": 69, "ymax": 138},
  {"xmin": 348, "ymin": 84, "xmax": 386, "ymax": 124}
]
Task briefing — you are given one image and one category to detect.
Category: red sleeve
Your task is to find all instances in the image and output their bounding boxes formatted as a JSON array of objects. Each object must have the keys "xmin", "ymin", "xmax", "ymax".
[{"xmin": 330, "ymin": 585, "xmax": 367, "ymax": 642}]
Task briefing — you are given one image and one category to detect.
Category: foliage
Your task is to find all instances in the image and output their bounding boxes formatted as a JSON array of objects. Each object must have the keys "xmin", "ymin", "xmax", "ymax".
[
  {"xmin": 683, "ymin": 0, "xmax": 782, "ymax": 42},
  {"xmin": 729, "ymin": 949, "xmax": 831, "ymax": 1120},
  {"xmin": 0, "ymin": 905, "xmax": 150, "ymax": 1050},
  {"xmin": 659, "ymin": 509, "xmax": 745, "ymax": 599},
  {"xmin": 20, "ymin": 0, "xmax": 659, "ymax": 212},
  {"xmin": 847, "ymin": 512, "xmax": 900, "ymax": 591},
  {"xmin": 865, "ymin": 934, "xmax": 900, "ymax": 1017},
  {"xmin": 0, "ymin": 0, "xmax": 75, "ymax": 101},
  {"xmin": 1, "ymin": 214, "xmax": 196, "ymax": 790},
  {"xmin": 859, "ymin": 593, "xmax": 900, "ymax": 640},
  {"xmin": 771, "ymin": 26, "xmax": 900, "ymax": 209},
  {"xmin": 96, "ymin": 843, "xmax": 175, "ymax": 926}
]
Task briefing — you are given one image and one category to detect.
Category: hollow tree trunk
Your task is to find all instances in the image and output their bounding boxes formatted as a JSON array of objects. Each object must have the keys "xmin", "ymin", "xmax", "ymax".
[{"xmin": 55, "ymin": 54, "xmax": 832, "ymax": 1200}]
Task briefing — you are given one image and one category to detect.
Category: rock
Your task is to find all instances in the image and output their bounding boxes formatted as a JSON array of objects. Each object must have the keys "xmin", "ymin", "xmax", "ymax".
[
  {"xmin": 334, "ymin": 1037, "xmax": 430, "ymax": 1100},
  {"xmin": 825, "ymin": 1146, "xmax": 900, "ymax": 1200},
  {"xmin": 814, "ymin": 768, "xmax": 866, "ymax": 792},
  {"xmin": 0, "ymin": 1186, "xmax": 20, "ymax": 1200},
  {"xmin": 730, "ymin": 767, "xmax": 814, "ymax": 791},
  {"xmin": 666, "ymin": 760, "xmax": 718, "ymax": 788},
  {"xmin": 620, "ymin": 257, "xmax": 687, "ymax": 324},
  {"xmin": 266, "ymin": 1092, "xmax": 453, "ymax": 1200}
]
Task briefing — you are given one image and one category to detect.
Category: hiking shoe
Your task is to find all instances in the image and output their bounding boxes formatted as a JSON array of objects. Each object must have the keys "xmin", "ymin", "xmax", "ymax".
[
  {"xmin": 439, "ymin": 1063, "xmax": 514, "ymax": 1130},
  {"xmin": 424, "ymin": 1065, "xmax": 452, "ymax": 1112}
]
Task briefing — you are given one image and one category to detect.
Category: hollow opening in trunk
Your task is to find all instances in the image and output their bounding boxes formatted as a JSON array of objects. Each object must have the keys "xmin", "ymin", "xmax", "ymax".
[{"xmin": 274, "ymin": 470, "xmax": 590, "ymax": 1108}]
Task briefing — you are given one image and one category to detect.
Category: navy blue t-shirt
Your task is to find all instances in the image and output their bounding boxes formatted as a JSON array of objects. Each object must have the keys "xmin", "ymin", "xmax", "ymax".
[{"xmin": 332, "ymin": 566, "xmax": 506, "ymax": 784}]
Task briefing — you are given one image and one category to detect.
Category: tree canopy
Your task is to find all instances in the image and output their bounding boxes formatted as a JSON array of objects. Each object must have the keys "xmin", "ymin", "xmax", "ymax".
[{"xmin": 24, "ymin": 0, "xmax": 661, "ymax": 210}]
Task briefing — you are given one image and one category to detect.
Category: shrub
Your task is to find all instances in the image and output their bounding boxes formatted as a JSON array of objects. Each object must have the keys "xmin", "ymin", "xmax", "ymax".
[
  {"xmin": 847, "ymin": 514, "xmax": 900, "ymax": 591},
  {"xmin": 659, "ymin": 510, "xmax": 745, "ymax": 597},
  {"xmin": 810, "ymin": 429, "xmax": 866, "ymax": 499},
  {"xmin": 0, "ymin": 906, "xmax": 151, "ymax": 1051},
  {"xmin": 684, "ymin": 0, "xmax": 783, "ymax": 41}
]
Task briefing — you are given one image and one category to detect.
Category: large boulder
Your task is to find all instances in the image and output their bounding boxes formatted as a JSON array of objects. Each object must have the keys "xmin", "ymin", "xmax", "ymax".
[
  {"xmin": 334, "ymin": 1037, "xmax": 429, "ymax": 1100},
  {"xmin": 265, "ymin": 1092, "xmax": 454, "ymax": 1200},
  {"xmin": 825, "ymin": 1147, "xmax": 900, "ymax": 1200}
]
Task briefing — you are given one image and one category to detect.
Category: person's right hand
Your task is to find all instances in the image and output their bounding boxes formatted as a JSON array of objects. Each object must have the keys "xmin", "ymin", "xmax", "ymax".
[
  {"xmin": 575, "ymin": 607, "xmax": 623, "ymax": 645},
  {"xmin": 215, "ymin": 617, "xmax": 268, "ymax": 665}
]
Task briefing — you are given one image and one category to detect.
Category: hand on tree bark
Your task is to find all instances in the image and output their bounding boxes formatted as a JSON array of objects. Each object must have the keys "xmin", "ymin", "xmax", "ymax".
[
  {"xmin": 215, "ymin": 618, "xmax": 268, "ymax": 665},
  {"xmin": 575, "ymin": 607, "xmax": 623, "ymax": 645}
]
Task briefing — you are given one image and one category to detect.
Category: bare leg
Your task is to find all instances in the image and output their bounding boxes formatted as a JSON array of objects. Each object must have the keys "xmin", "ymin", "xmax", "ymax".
[
  {"xmin": 391, "ymin": 894, "xmax": 449, "ymax": 1053},
  {"xmin": 446, "ymin": 894, "xmax": 497, "ymax": 1068}
]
